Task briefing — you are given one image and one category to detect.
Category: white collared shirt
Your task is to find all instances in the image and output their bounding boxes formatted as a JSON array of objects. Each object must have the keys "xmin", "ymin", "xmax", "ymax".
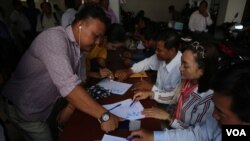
[
  {"xmin": 131, "ymin": 51, "xmax": 182, "ymax": 92},
  {"xmin": 188, "ymin": 10, "xmax": 213, "ymax": 32}
]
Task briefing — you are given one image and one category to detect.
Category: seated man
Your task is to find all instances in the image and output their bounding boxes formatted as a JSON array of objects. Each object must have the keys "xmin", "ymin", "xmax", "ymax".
[
  {"xmin": 86, "ymin": 23, "xmax": 126, "ymax": 79},
  {"xmin": 188, "ymin": 0, "xmax": 212, "ymax": 33},
  {"xmin": 115, "ymin": 31, "xmax": 182, "ymax": 94},
  {"xmin": 129, "ymin": 60, "xmax": 250, "ymax": 141},
  {"xmin": 122, "ymin": 25, "xmax": 158, "ymax": 67}
]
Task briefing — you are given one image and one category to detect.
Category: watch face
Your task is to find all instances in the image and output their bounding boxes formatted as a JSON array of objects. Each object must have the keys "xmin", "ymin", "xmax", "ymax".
[{"xmin": 102, "ymin": 113, "xmax": 110, "ymax": 122}]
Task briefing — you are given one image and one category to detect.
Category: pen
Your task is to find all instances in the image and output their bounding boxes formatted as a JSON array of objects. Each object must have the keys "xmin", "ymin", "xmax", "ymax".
[
  {"xmin": 129, "ymin": 99, "xmax": 137, "ymax": 107},
  {"xmin": 108, "ymin": 103, "xmax": 122, "ymax": 112},
  {"xmin": 127, "ymin": 135, "xmax": 140, "ymax": 141}
]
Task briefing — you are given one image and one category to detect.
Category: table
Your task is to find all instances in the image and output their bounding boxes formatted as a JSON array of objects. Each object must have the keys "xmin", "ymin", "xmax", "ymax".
[{"xmin": 58, "ymin": 76, "xmax": 162, "ymax": 141}]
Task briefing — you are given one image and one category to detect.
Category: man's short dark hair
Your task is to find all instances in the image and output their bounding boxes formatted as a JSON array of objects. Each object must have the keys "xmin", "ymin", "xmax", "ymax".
[
  {"xmin": 40, "ymin": 2, "xmax": 51, "ymax": 9},
  {"xmin": 64, "ymin": 0, "xmax": 75, "ymax": 9},
  {"xmin": 106, "ymin": 23, "xmax": 126, "ymax": 43},
  {"xmin": 168, "ymin": 5, "xmax": 175, "ymax": 11},
  {"xmin": 73, "ymin": 5, "xmax": 109, "ymax": 27},
  {"xmin": 199, "ymin": 0, "xmax": 208, "ymax": 7},
  {"xmin": 143, "ymin": 23, "xmax": 159, "ymax": 41},
  {"xmin": 156, "ymin": 30, "xmax": 180, "ymax": 51},
  {"xmin": 212, "ymin": 61, "xmax": 250, "ymax": 123}
]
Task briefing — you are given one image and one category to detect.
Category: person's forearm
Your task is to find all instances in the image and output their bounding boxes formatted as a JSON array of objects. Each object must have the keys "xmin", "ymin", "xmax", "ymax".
[
  {"xmin": 87, "ymin": 71, "xmax": 102, "ymax": 78},
  {"xmin": 66, "ymin": 85, "xmax": 106, "ymax": 119}
]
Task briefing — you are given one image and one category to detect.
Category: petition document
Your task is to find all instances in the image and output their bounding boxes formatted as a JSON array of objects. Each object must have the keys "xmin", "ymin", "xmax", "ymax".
[
  {"xmin": 103, "ymin": 99, "xmax": 145, "ymax": 120},
  {"xmin": 97, "ymin": 79, "xmax": 132, "ymax": 95}
]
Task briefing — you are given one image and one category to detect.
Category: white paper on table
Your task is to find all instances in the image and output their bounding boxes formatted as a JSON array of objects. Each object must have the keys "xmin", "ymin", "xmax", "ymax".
[
  {"xmin": 103, "ymin": 99, "xmax": 145, "ymax": 120},
  {"xmin": 97, "ymin": 79, "xmax": 132, "ymax": 95},
  {"xmin": 101, "ymin": 134, "xmax": 127, "ymax": 141}
]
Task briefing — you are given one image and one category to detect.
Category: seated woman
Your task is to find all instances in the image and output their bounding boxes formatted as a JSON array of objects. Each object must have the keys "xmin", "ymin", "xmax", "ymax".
[
  {"xmin": 86, "ymin": 23, "xmax": 126, "ymax": 79},
  {"xmin": 133, "ymin": 41, "xmax": 219, "ymax": 129},
  {"xmin": 130, "ymin": 60, "xmax": 250, "ymax": 141}
]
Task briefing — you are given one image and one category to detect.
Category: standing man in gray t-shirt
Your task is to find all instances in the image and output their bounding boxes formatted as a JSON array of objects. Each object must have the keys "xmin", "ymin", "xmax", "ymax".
[{"xmin": 2, "ymin": 5, "xmax": 119, "ymax": 141}]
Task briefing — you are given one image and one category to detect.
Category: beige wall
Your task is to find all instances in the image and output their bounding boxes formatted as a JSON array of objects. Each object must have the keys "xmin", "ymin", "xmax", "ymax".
[
  {"xmin": 0, "ymin": 0, "xmax": 12, "ymax": 20},
  {"xmin": 224, "ymin": 0, "xmax": 246, "ymax": 23},
  {"xmin": 216, "ymin": 0, "xmax": 228, "ymax": 25},
  {"xmin": 216, "ymin": 0, "xmax": 246, "ymax": 25},
  {"xmin": 110, "ymin": 0, "xmax": 120, "ymax": 22},
  {"xmin": 121, "ymin": 0, "xmax": 189, "ymax": 22}
]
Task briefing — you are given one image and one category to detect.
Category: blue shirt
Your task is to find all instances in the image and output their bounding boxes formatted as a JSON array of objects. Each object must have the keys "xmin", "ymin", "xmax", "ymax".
[{"xmin": 154, "ymin": 116, "xmax": 221, "ymax": 141}]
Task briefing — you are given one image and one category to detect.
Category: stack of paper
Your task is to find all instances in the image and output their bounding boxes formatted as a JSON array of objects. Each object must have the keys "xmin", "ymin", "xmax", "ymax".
[
  {"xmin": 101, "ymin": 134, "xmax": 127, "ymax": 141},
  {"xmin": 103, "ymin": 99, "xmax": 145, "ymax": 120},
  {"xmin": 97, "ymin": 79, "xmax": 132, "ymax": 95}
]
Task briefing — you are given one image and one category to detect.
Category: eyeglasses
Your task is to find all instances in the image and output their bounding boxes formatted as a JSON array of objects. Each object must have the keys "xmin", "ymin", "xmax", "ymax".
[{"xmin": 191, "ymin": 41, "xmax": 205, "ymax": 59}]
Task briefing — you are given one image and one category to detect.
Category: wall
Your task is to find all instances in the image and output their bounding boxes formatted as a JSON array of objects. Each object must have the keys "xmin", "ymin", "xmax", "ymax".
[
  {"xmin": 110, "ymin": 0, "xmax": 120, "ymax": 22},
  {"xmin": 224, "ymin": 0, "xmax": 246, "ymax": 23},
  {"xmin": 217, "ymin": 0, "xmax": 246, "ymax": 25},
  {"xmin": 216, "ymin": 0, "xmax": 228, "ymax": 25},
  {"xmin": 121, "ymin": 0, "xmax": 189, "ymax": 22},
  {"xmin": 0, "ymin": 0, "xmax": 12, "ymax": 20}
]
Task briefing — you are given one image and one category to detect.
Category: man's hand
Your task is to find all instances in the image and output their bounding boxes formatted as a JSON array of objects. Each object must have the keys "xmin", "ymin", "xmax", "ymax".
[
  {"xmin": 100, "ymin": 114, "xmax": 119, "ymax": 133},
  {"xmin": 99, "ymin": 68, "xmax": 114, "ymax": 79},
  {"xmin": 57, "ymin": 104, "xmax": 75, "ymax": 126},
  {"xmin": 142, "ymin": 107, "xmax": 171, "ymax": 121},
  {"xmin": 115, "ymin": 69, "xmax": 133, "ymax": 81},
  {"xmin": 129, "ymin": 129, "xmax": 154, "ymax": 141},
  {"xmin": 132, "ymin": 81, "xmax": 153, "ymax": 92},
  {"xmin": 201, "ymin": 11, "xmax": 208, "ymax": 17},
  {"xmin": 123, "ymin": 51, "xmax": 132, "ymax": 58}
]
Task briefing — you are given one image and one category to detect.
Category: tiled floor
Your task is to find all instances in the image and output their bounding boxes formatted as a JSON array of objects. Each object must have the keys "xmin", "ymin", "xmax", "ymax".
[{"xmin": 0, "ymin": 96, "xmax": 26, "ymax": 141}]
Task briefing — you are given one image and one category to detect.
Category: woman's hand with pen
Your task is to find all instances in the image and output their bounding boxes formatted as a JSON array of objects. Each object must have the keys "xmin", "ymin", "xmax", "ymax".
[
  {"xmin": 142, "ymin": 107, "xmax": 171, "ymax": 121},
  {"xmin": 133, "ymin": 91, "xmax": 153, "ymax": 101}
]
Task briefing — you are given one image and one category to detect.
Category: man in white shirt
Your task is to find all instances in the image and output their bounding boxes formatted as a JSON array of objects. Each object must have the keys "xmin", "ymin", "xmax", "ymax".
[
  {"xmin": 10, "ymin": 0, "xmax": 31, "ymax": 38},
  {"xmin": 115, "ymin": 31, "xmax": 182, "ymax": 93},
  {"xmin": 36, "ymin": 2, "xmax": 60, "ymax": 32},
  {"xmin": 188, "ymin": 0, "xmax": 212, "ymax": 32},
  {"xmin": 61, "ymin": 0, "xmax": 82, "ymax": 27}
]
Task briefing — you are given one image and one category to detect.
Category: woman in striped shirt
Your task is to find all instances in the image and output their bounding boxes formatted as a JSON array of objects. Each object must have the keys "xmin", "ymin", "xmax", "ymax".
[{"xmin": 133, "ymin": 41, "xmax": 219, "ymax": 129}]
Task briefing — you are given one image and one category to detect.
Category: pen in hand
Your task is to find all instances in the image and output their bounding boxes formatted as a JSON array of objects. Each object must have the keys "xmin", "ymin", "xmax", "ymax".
[{"xmin": 129, "ymin": 97, "xmax": 138, "ymax": 107}]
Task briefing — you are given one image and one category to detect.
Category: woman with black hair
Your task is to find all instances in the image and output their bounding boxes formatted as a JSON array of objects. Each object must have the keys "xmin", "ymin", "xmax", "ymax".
[
  {"xmin": 132, "ymin": 41, "xmax": 219, "ymax": 129},
  {"xmin": 129, "ymin": 61, "xmax": 250, "ymax": 141}
]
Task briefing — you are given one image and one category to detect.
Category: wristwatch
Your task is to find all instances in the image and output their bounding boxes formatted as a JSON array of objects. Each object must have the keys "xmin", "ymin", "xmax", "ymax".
[{"xmin": 98, "ymin": 112, "xmax": 110, "ymax": 123}]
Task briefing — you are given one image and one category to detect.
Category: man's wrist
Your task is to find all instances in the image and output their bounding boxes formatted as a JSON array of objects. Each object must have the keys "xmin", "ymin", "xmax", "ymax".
[{"xmin": 98, "ymin": 111, "xmax": 110, "ymax": 123}]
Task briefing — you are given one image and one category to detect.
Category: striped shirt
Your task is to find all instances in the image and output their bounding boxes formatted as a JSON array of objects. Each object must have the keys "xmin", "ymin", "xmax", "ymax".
[
  {"xmin": 2, "ymin": 26, "xmax": 83, "ymax": 121},
  {"xmin": 152, "ymin": 84, "xmax": 214, "ymax": 129},
  {"xmin": 131, "ymin": 52, "xmax": 182, "ymax": 92}
]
